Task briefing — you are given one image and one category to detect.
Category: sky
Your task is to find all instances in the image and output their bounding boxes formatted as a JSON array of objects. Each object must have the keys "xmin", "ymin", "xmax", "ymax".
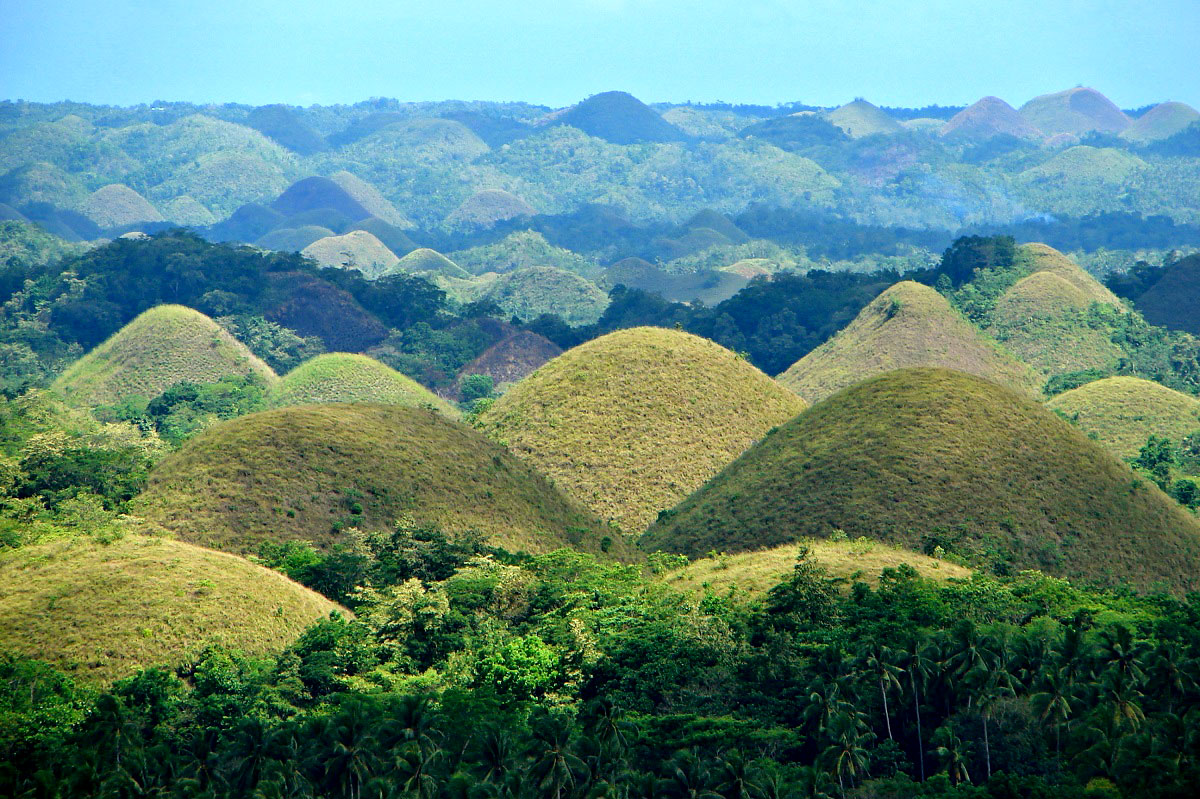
[{"xmin": 1, "ymin": 0, "xmax": 1198, "ymax": 110}]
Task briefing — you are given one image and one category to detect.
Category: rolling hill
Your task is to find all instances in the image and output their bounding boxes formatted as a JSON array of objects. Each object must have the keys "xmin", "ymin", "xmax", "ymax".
[
  {"xmin": 823, "ymin": 100, "xmax": 903, "ymax": 138},
  {"xmin": 245, "ymin": 105, "xmax": 327, "ymax": 155},
  {"xmin": 329, "ymin": 170, "xmax": 413, "ymax": 228},
  {"xmin": 1121, "ymin": 102, "xmax": 1200, "ymax": 144},
  {"xmin": 479, "ymin": 266, "xmax": 609, "ymax": 325},
  {"xmin": 254, "ymin": 224, "xmax": 335, "ymax": 252},
  {"xmin": 603, "ymin": 257, "xmax": 749, "ymax": 306},
  {"xmin": 641, "ymin": 368, "xmax": 1200, "ymax": 593},
  {"xmin": 135, "ymin": 403, "xmax": 624, "ymax": 557},
  {"xmin": 52, "ymin": 305, "xmax": 277, "ymax": 407},
  {"xmin": 1132, "ymin": 254, "xmax": 1200, "ymax": 335},
  {"xmin": 1018, "ymin": 87, "xmax": 1131, "ymax": 136},
  {"xmin": 1048, "ymin": 376, "xmax": 1200, "ymax": 459},
  {"xmin": 270, "ymin": 176, "xmax": 371, "ymax": 221},
  {"xmin": 0, "ymin": 535, "xmax": 341, "ymax": 684},
  {"xmin": 81, "ymin": 183, "xmax": 165, "ymax": 229},
  {"xmin": 268, "ymin": 353, "xmax": 458, "ymax": 416},
  {"xmin": 444, "ymin": 189, "xmax": 535, "ymax": 229},
  {"xmin": 456, "ymin": 330, "xmax": 563, "ymax": 391},
  {"xmin": 940, "ymin": 96, "xmax": 1041, "ymax": 140},
  {"xmin": 475, "ymin": 327, "xmax": 808, "ymax": 533},
  {"xmin": 551, "ymin": 91, "xmax": 688, "ymax": 144},
  {"xmin": 778, "ymin": 281, "xmax": 1042, "ymax": 402},
  {"xmin": 300, "ymin": 230, "xmax": 400, "ymax": 278},
  {"xmin": 396, "ymin": 247, "xmax": 471, "ymax": 278},
  {"xmin": 347, "ymin": 217, "xmax": 417, "ymax": 257}
]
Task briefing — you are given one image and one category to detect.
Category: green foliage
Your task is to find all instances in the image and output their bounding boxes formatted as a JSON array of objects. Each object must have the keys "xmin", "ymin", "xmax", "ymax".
[{"xmin": 458, "ymin": 373, "xmax": 495, "ymax": 404}]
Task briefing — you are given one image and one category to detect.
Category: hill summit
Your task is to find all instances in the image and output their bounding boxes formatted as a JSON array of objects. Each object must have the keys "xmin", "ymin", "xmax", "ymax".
[
  {"xmin": 475, "ymin": 327, "xmax": 807, "ymax": 532},
  {"xmin": 1018, "ymin": 87, "xmax": 1130, "ymax": 136},
  {"xmin": 1048, "ymin": 376, "xmax": 1200, "ymax": 459},
  {"xmin": 941, "ymin": 96, "xmax": 1041, "ymax": 140},
  {"xmin": 823, "ymin": 100, "xmax": 903, "ymax": 138},
  {"xmin": 778, "ymin": 281, "xmax": 1041, "ymax": 402},
  {"xmin": 642, "ymin": 368, "xmax": 1200, "ymax": 593},
  {"xmin": 268, "ymin": 353, "xmax": 458, "ymax": 416},
  {"xmin": 552, "ymin": 91, "xmax": 688, "ymax": 144}
]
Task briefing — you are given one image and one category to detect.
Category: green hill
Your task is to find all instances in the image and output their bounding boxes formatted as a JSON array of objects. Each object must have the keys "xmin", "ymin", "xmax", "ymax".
[
  {"xmin": 270, "ymin": 176, "xmax": 370, "ymax": 221},
  {"xmin": 268, "ymin": 353, "xmax": 458, "ymax": 417},
  {"xmin": 684, "ymin": 209, "xmax": 750, "ymax": 243},
  {"xmin": 602, "ymin": 258, "xmax": 749, "ymax": 305},
  {"xmin": 1133, "ymin": 254, "xmax": 1200, "ymax": 335},
  {"xmin": 245, "ymin": 105, "xmax": 327, "ymax": 155},
  {"xmin": 480, "ymin": 266, "xmax": 609, "ymax": 325},
  {"xmin": 52, "ymin": 305, "xmax": 277, "ymax": 407},
  {"xmin": 0, "ymin": 535, "xmax": 340, "ymax": 684},
  {"xmin": 475, "ymin": 327, "xmax": 808, "ymax": 533},
  {"xmin": 135, "ymin": 403, "xmax": 622, "ymax": 557},
  {"xmin": 451, "ymin": 230, "xmax": 598, "ymax": 278},
  {"xmin": 1016, "ymin": 147, "xmax": 1147, "ymax": 215},
  {"xmin": 0, "ymin": 161, "xmax": 88, "ymax": 208},
  {"xmin": 778, "ymin": 281, "xmax": 1041, "ymax": 402},
  {"xmin": 823, "ymin": 100, "xmax": 903, "ymax": 138},
  {"xmin": 1048, "ymin": 376, "xmax": 1200, "ymax": 459},
  {"xmin": 940, "ymin": 96, "xmax": 1041, "ymax": 140},
  {"xmin": 552, "ymin": 91, "xmax": 688, "ymax": 144},
  {"xmin": 396, "ymin": 247, "xmax": 470, "ymax": 278},
  {"xmin": 347, "ymin": 217, "xmax": 417, "ymax": 257},
  {"xmin": 81, "ymin": 184, "xmax": 165, "ymax": 229},
  {"xmin": 255, "ymin": 225, "xmax": 335, "ymax": 252},
  {"xmin": 444, "ymin": 189, "xmax": 535, "ymax": 229},
  {"xmin": 162, "ymin": 195, "xmax": 216, "ymax": 226},
  {"xmin": 1018, "ymin": 87, "xmax": 1131, "ymax": 136},
  {"xmin": 457, "ymin": 330, "xmax": 562, "ymax": 392},
  {"xmin": 300, "ymin": 230, "xmax": 400, "ymax": 278},
  {"xmin": 642, "ymin": 368, "xmax": 1200, "ymax": 593},
  {"xmin": 329, "ymin": 170, "xmax": 413, "ymax": 229},
  {"xmin": 1121, "ymin": 102, "xmax": 1200, "ymax": 144}
]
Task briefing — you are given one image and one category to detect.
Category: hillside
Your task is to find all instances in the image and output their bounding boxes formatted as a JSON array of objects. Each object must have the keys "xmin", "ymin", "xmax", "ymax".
[
  {"xmin": 1018, "ymin": 87, "xmax": 1131, "ymax": 135},
  {"xmin": 602, "ymin": 258, "xmax": 748, "ymax": 306},
  {"xmin": 823, "ymin": 100, "xmax": 903, "ymax": 138},
  {"xmin": 81, "ymin": 183, "xmax": 165, "ymax": 229},
  {"xmin": 300, "ymin": 230, "xmax": 400, "ymax": 278},
  {"xmin": 940, "ymin": 96, "xmax": 1041, "ymax": 140},
  {"xmin": 329, "ymin": 170, "xmax": 413, "ymax": 229},
  {"xmin": 444, "ymin": 189, "xmax": 535, "ymax": 228},
  {"xmin": 162, "ymin": 195, "xmax": 216, "ymax": 226},
  {"xmin": 1022, "ymin": 242, "xmax": 1123, "ymax": 304},
  {"xmin": 479, "ymin": 265, "xmax": 609, "ymax": 325},
  {"xmin": 270, "ymin": 176, "xmax": 370, "ymax": 221},
  {"xmin": 552, "ymin": 91, "xmax": 688, "ymax": 144},
  {"xmin": 0, "ymin": 535, "xmax": 340, "ymax": 684},
  {"xmin": 1121, "ymin": 102, "xmax": 1200, "ymax": 144},
  {"xmin": 396, "ymin": 247, "xmax": 470, "ymax": 278},
  {"xmin": 347, "ymin": 217, "xmax": 417, "ymax": 256},
  {"xmin": 642, "ymin": 368, "xmax": 1200, "ymax": 592},
  {"xmin": 1133, "ymin": 254, "xmax": 1200, "ymax": 335},
  {"xmin": 244, "ymin": 104, "xmax": 327, "ymax": 155},
  {"xmin": 135, "ymin": 403, "xmax": 623, "ymax": 557},
  {"xmin": 268, "ymin": 353, "xmax": 458, "ymax": 417},
  {"xmin": 254, "ymin": 224, "xmax": 335, "ymax": 252},
  {"xmin": 1048, "ymin": 376, "xmax": 1200, "ymax": 459},
  {"xmin": 457, "ymin": 330, "xmax": 562, "ymax": 391},
  {"xmin": 778, "ymin": 281, "xmax": 1041, "ymax": 402},
  {"xmin": 52, "ymin": 305, "xmax": 277, "ymax": 407},
  {"xmin": 475, "ymin": 327, "xmax": 808, "ymax": 533}
]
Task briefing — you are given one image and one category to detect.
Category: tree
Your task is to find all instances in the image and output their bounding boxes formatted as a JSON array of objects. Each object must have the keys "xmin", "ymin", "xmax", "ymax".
[
  {"xmin": 858, "ymin": 641, "xmax": 903, "ymax": 741},
  {"xmin": 930, "ymin": 726, "xmax": 972, "ymax": 786},
  {"xmin": 821, "ymin": 710, "xmax": 874, "ymax": 798},
  {"xmin": 527, "ymin": 708, "xmax": 585, "ymax": 799},
  {"xmin": 898, "ymin": 634, "xmax": 936, "ymax": 781}
]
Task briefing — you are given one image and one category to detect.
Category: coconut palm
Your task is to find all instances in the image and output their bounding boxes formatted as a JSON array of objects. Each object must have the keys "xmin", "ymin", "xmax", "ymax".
[
  {"xmin": 528, "ymin": 709, "xmax": 586, "ymax": 799},
  {"xmin": 1031, "ymin": 666, "xmax": 1076, "ymax": 754},
  {"xmin": 898, "ymin": 633, "xmax": 936, "ymax": 780},
  {"xmin": 820, "ymin": 710, "xmax": 874, "ymax": 798},
  {"xmin": 930, "ymin": 725, "xmax": 971, "ymax": 786}
]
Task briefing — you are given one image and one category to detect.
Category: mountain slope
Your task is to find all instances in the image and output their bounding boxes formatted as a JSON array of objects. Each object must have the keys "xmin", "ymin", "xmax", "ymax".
[
  {"xmin": 1133, "ymin": 254, "xmax": 1200, "ymax": 335},
  {"xmin": 1018, "ymin": 87, "xmax": 1131, "ymax": 136},
  {"xmin": 268, "ymin": 353, "xmax": 458, "ymax": 417},
  {"xmin": 1048, "ymin": 376, "xmax": 1200, "ymax": 459},
  {"xmin": 823, "ymin": 100, "xmax": 903, "ymax": 138},
  {"xmin": 552, "ymin": 91, "xmax": 688, "ymax": 144},
  {"xmin": 940, "ymin": 96, "xmax": 1041, "ymax": 140}
]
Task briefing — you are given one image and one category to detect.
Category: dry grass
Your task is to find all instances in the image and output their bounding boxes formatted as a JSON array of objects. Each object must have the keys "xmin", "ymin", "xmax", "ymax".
[
  {"xmin": 81, "ymin": 183, "xmax": 165, "ymax": 229},
  {"xmin": 397, "ymin": 248, "xmax": 470, "ymax": 278},
  {"xmin": 52, "ymin": 305, "xmax": 277, "ymax": 408},
  {"xmin": 269, "ymin": 353, "xmax": 459, "ymax": 417},
  {"xmin": 0, "ymin": 534, "xmax": 341, "ymax": 684},
  {"xmin": 444, "ymin": 189, "xmax": 535, "ymax": 229},
  {"xmin": 300, "ymin": 231, "xmax": 400, "ymax": 278},
  {"xmin": 1048, "ymin": 376, "xmax": 1200, "ymax": 459},
  {"xmin": 778, "ymin": 281, "xmax": 1042, "ymax": 403},
  {"xmin": 642, "ymin": 367, "xmax": 1200, "ymax": 594},
  {"xmin": 940, "ymin": 96, "xmax": 1040, "ymax": 141},
  {"xmin": 1018, "ymin": 88, "xmax": 1130, "ymax": 136},
  {"xmin": 458, "ymin": 331, "xmax": 562, "ymax": 392},
  {"xmin": 329, "ymin": 170, "xmax": 414, "ymax": 229},
  {"xmin": 476, "ymin": 327, "xmax": 808, "ymax": 534},
  {"xmin": 823, "ymin": 100, "xmax": 903, "ymax": 138}
]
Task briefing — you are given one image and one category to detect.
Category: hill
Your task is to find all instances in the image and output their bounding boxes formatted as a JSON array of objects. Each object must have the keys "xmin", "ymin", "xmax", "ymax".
[
  {"xmin": 0, "ymin": 161, "xmax": 88, "ymax": 209},
  {"xmin": 254, "ymin": 225, "xmax": 335, "ymax": 252},
  {"xmin": 444, "ymin": 189, "xmax": 535, "ymax": 229},
  {"xmin": 81, "ymin": 184, "xmax": 165, "ymax": 229},
  {"xmin": 737, "ymin": 113, "xmax": 850, "ymax": 151},
  {"xmin": 1121, "ymin": 102, "xmax": 1200, "ymax": 144},
  {"xmin": 270, "ymin": 176, "xmax": 370, "ymax": 222},
  {"xmin": 823, "ymin": 100, "xmax": 903, "ymax": 138},
  {"xmin": 684, "ymin": 209, "xmax": 750, "ymax": 244},
  {"xmin": 1022, "ymin": 242, "xmax": 1123, "ymax": 304},
  {"xmin": 162, "ymin": 195, "xmax": 216, "ymax": 226},
  {"xmin": 300, "ymin": 230, "xmax": 400, "ymax": 278},
  {"xmin": 268, "ymin": 353, "xmax": 458, "ymax": 417},
  {"xmin": 456, "ymin": 330, "xmax": 563, "ymax": 391},
  {"xmin": 475, "ymin": 327, "xmax": 808, "ymax": 533},
  {"xmin": 1018, "ymin": 87, "xmax": 1130, "ymax": 136},
  {"xmin": 552, "ymin": 91, "xmax": 688, "ymax": 144},
  {"xmin": 135, "ymin": 403, "xmax": 623, "ymax": 557},
  {"xmin": 329, "ymin": 170, "xmax": 413, "ymax": 229},
  {"xmin": 479, "ymin": 266, "xmax": 609, "ymax": 325},
  {"xmin": 0, "ymin": 535, "xmax": 340, "ymax": 684},
  {"xmin": 940, "ymin": 96, "xmax": 1041, "ymax": 140},
  {"xmin": 778, "ymin": 281, "xmax": 1041, "ymax": 402},
  {"xmin": 642, "ymin": 368, "xmax": 1200, "ymax": 592},
  {"xmin": 1133, "ymin": 254, "xmax": 1200, "ymax": 335},
  {"xmin": 346, "ymin": 217, "xmax": 416, "ymax": 257},
  {"xmin": 52, "ymin": 305, "xmax": 276, "ymax": 407},
  {"xmin": 602, "ymin": 258, "xmax": 749, "ymax": 305},
  {"xmin": 245, "ymin": 105, "xmax": 327, "ymax": 155},
  {"xmin": 1048, "ymin": 376, "xmax": 1200, "ymax": 459},
  {"xmin": 396, "ymin": 247, "xmax": 470, "ymax": 278}
]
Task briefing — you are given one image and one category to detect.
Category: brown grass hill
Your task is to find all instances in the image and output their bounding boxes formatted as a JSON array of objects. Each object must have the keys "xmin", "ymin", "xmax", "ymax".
[
  {"xmin": 479, "ymin": 266, "xmax": 609, "ymax": 326},
  {"xmin": 329, "ymin": 170, "xmax": 414, "ymax": 229},
  {"xmin": 134, "ymin": 403, "xmax": 626, "ymax": 559},
  {"xmin": 1120, "ymin": 102, "xmax": 1200, "ymax": 144},
  {"xmin": 444, "ymin": 190, "xmax": 536, "ymax": 229},
  {"xmin": 1132, "ymin": 254, "xmax": 1200, "ymax": 335},
  {"xmin": 641, "ymin": 368, "xmax": 1200, "ymax": 593},
  {"xmin": 348, "ymin": 217, "xmax": 417, "ymax": 258},
  {"xmin": 777, "ymin": 281, "xmax": 1042, "ymax": 403},
  {"xmin": 263, "ymin": 271, "xmax": 389, "ymax": 351},
  {"xmin": 474, "ymin": 327, "xmax": 808, "ymax": 533},
  {"xmin": 0, "ymin": 535, "xmax": 341, "ymax": 685},
  {"xmin": 550, "ymin": 91, "xmax": 688, "ymax": 145},
  {"xmin": 684, "ymin": 209, "xmax": 750, "ymax": 244},
  {"xmin": 1022, "ymin": 243, "xmax": 1123, "ymax": 305},
  {"xmin": 270, "ymin": 176, "xmax": 370, "ymax": 222},
  {"xmin": 940, "ymin": 96, "xmax": 1041, "ymax": 141},
  {"xmin": 268, "ymin": 353, "xmax": 459, "ymax": 417},
  {"xmin": 456, "ymin": 330, "xmax": 563, "ymax": 393},
  {"xmin": 162, "ymin": 195, "xmax": 216, "ymax": 227},
  {"xmin": 396, "ymin": 248, "xmax": 471, "ymax": 279},
  {"xmin": 255, "ymin": 225, "xmax": 336, "ymax": 253},
  {"xmin": 300, "ymin": 230, "xmax": 400, "ymax": 278},
  {"xmin": 51, "ymin": 305, "xmax": 277, "ymax": 408},
  {"xmin": 822, "ymin": 100, "xmax": 904, "ymax": 138},
  {"xmin": 1048, "ymin": 376, "xmax": 1200, "ymax": 460},
  {"xmin": 1018, "ymin": 87, "xmax": 1131, "ymax": 136},
  {"xmin": 81, "ymin": 184, "xmax": 165, "ymax": 230}
]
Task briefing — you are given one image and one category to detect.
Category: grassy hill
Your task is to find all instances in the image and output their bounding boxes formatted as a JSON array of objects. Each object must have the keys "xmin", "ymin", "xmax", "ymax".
[
  {"xmin": 1015, "ymin": 147, "xmax": 1147, "ymax": 216},
  {"xmin": 0, "ymin": 534, "xmax": 340, "ymax": 684},
  {"xmin": 451, "ymin": 230, "xmax": 598, "ymax": 278},
  {"xmin": 940, "ymin": 96, "xmax": 1041, "ymax": 140},
  {"xmin": 329, "ymin": 170, "xmax": 413, "ymax": 229},
  {"xmin": 161, "ymin": 195, "xmax": 216, "ymax": 226},
  {"xmin": 270, "ymin": 176, "xmax": 370, "ymax": 221},
  {"xmin": 135, "ymin": 403, "xmax": 623, "ymax": 557},
  {"xmin": 81, "ymin": 184, "xmax": 165, "ymax": 229},
  {"xmin": 1121, "ymin": 102, "xmax": 1200, "ymax": 144},
  {"xmin": 457, "ymin": 330, "xmax": 562, "ymax": 391},
  {"xmin": 475, "ymin": 327, "xmax": 808, "ymax": 533},
  {"xmin": 1022, "ymin": 243, "xmax": 1123, "ymax": 304},
  {"xmin": 245, "ymin": 105, "xmax": 328, "ymax": 155},
  {"xmin": 347, "ymin": 217, "xmax": 417, "ymax": 257},
  {"xmin": 641, "ymin": 368, "xmax": 1200, "ymax": 593},
  {"xmin": 480, "ymin": 266, "xmax": 609, "ymax": 325},
  {"xmin": 1018, "ymin": 87, "xmax": 1131, "ymax": 136},
  {"xmin": 52, "ymin": 305, "xmax": 277, "ymax": 407},
  {"xmin": 444, "ymin": 189, "xmax": 535, "ymax": 229},
  {"xmin": 300, "ymin": 230, "xmax": 400, "ymax": 278},
  {"xmin": 0, "ymin": 161, "xmax": 88, "ymax": 209},
  {"xmin": 268, "ymin": 353, "xmax": 458, "ymax": 417},
  {"xmin": 1133, "ymin": 254, "xmax": 1200, "ymax": 335},
  {"xmin": 255, "ymin": 225, "xmax": 335, "ymax": 252},
  {"xmin": 602, "ymin": 258, "xmax": 749, "ymax": 306},
  {"xmin": 778, "ymin": 281, "xmax": 1041, "ymax": 402},
  {"xmin": 823, "ymin": 100, "xmax": 903, "ymax": 138},
  {"xmin": 396, "ymin": 247, "xmax": 470, "ymax": 278},
  {"xmin": 552, "ymin": 91, "xmax": 688, "ymax": 144},
  {"xmin": 1048, "ymin": 376, "xmax": 1200, "ymax": 459}
]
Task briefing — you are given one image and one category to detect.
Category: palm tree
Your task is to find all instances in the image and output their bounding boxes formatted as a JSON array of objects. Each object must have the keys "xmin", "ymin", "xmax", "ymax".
[
  {"xmin": 528, "ymin": 709, "xmax": 586, "ymax": 799},
  {"xmin": 473, "ymin": 726, "xmax": 517, "ymax": 787},
  {"xmin": 804, "ymin": 678, "xmax": 852, "ymax": 739},
  {"xmin": 714, "ymin": 750, "xmax": 761, "ymax": 799},
  {"xmin": 1102, "ymin": 671, "xmax": 1146, "ymax": 733},
  {"xmin": 858, "ymin": 642, "xmax": 903, "ymax": 741},
  {"xmin": 820, "ymin": 710, "xmax": 874, "ymax": 798},
  {"xmin": 930, "ymin": 726, "xmax": 971, "ymax": 786},
  {"xmin": 1096, "ymin": 625, "xmax": 1148, "ymax": 685},
  {"xmin": 656, "ymin": 748, "xmax": 721, "ymax": 799},
  {"xmin": 391, "ymin": 740, "xmax": 442, "ymax": 799},
  {"xmin": 317, "ymin": 703, "xmax": 381, "ymax": 799},
  {"xmin": 1147, "ymin": 642, "xmax": 1197, "ymax": 715},
  {"xmin": 898, "ymin": 634, "xmax": 936, "ymax": 781},
  {"xmin": 1030, "ymin": 666, "xmax": 1075, "ymax": 754}
]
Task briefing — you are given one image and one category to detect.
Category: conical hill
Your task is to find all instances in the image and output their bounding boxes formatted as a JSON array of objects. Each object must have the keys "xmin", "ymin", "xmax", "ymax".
[
  {"xmin": 1121, "ymin": 102, "xmax": 1200, "ymax": 144},
  {"xmin": 940, "ymin": 96, "xmax": 1041, "ymax": 140},
  {"xmin": 1018, "ymin": 87, "xmax": 1131, "ymax": 136},
  {"xmin": 777, "ymin": 281, "xmax": 1041, "ymax": 403},
  {"xmin": 268, "ymin": 353, "xmax": 458, "ymax": 417},
  {"xmin": 641, "ymin": 368, "xmax": 1200, "ymax": 593},
  {"xmin": 52, "ymin": 305, "xmax": 276, "ymax": 407},
  {"xmin": 1048, "ymin": 377, "xmax": 1200, "ymax": 459},
  {"xmin": 0, "ymin": 535, "xmax": 341, "ymax": 684},
  {"xmin": 474, "ymin": 327, "xmax": 808, "ymax": 533},
  {"xmin": 135, "ymin": 403, "xmax": 624, "ymax": 558}
]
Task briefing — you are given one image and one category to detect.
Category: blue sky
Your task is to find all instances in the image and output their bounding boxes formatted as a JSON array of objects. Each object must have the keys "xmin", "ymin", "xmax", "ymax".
[{"xmin": 2, "ymin": 0, "xmax": 1197, "ymax": 109}]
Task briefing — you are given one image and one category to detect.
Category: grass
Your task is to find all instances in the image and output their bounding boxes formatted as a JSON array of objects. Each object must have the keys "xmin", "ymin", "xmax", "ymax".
[
  {"xmin": 659, "ymin": 540, "xmax": 973, "ymax": 599},
  {"xmin": 300, "ymin": 230, "xmax": 400, "ymax": 278},
  {"xmin": 81, "ymin": 184, "xmax": 164, "ymax": 229},
  {"xmin": 269, "ymin": 353, "xmax": 459, "ymax": 417},
  {"xmin": 476, "ymin": 327, "xmax": 808, "ymax": 534},
  {"xmin": 1048, "ymin": 376, "xmax": 1200, "ymax": 459},
  {"xmin": 396, "ymin": 248, "xmax": 470, "ymax": 278},
  {"xmin": 553, "ymin": 91, "xmax": 688, "ymax": 145},
  {"xmin": 270, "ymin": 176, "xmax": 370, "ymax": 221},
  {"xmin": 458, "ymin": 330, "xmax": 562, "ymax": 392},
  {"xmin": 823, "ymin": 100, "xmax": 903, "ymax": 138},
  {"xmin": 777, "ymin": 281, "xmax": 1042, "ymax": 403},
  {"xmin": 1121, "ymin": 102, "xmax": 1200, "ymax": 144},
  {"xmin": 1134, "ymin": 254, "xmax": 1200, "ymax": 335},
  {"xmin": 135, "ymin": 403, "xmax": 627, "ymax": 559},
  {"xmin": 1018, "ymin": 88, "xmax": 1130, "ymax": 136},
  {"xmin": 0, "ymin": 534, "xmax": 341, "ymax": 684},
  {"xmin": 940, "ymin": 96, "xmax": 1039, "ymax": 140},
  {"xmin": 641, "ymin": 367, "xmax": 1200, "ymax": 594},
  {"xmin": 329, "ymin": 170, "xmax": 414, "ymax": 229},
  {"xmin": 450, "ymin": 231, "xmax": 599, "ymax": 278},
  {"xmin": 161, "ymin": 195, "xmax": 216, "ymax": 226},
  {"xmin": 348, "ymin": 217, "xmax": 416, "ymax": 258},
  {"xmin": 479, "ymin": 266, "xmax": 609, "ymax": 326},
  {"xmin": 52, "ymin": 305, "xmax": 278, "ymax": 408},
  {"xmin": 255, "ymin": 225, "xmax": 335, "ymax": 252},
  {"xmin": 1016, "ymin": 147, "xmax": 1147, "ymax": 216},
  {"xmin": 602, "ymin": 258, "xmax": 749, "ymax": 306},
  {"xmin": 444, "ymin": 189, "xmax": 535, "ymax": 229}
]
